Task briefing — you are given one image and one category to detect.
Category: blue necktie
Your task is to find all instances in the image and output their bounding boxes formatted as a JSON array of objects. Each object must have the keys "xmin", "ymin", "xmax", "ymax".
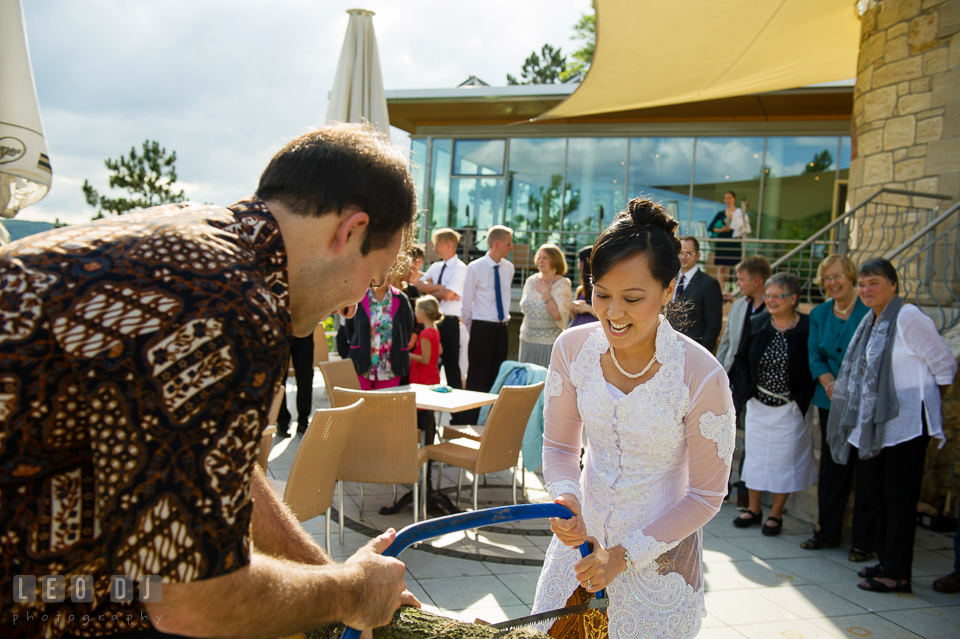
[{"xmin": 493, "ymin": 263, "xmax": 505, "ymax": 322}]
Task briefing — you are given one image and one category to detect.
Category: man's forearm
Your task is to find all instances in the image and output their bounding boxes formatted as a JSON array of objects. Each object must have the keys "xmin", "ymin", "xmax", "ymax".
[
  {"xmin": 416, "ymin": 280, "xmax": 442, "ymax": 294},
  {"xmin": 146, "ymin": 552, "xmax": 348, "ymax": 639},
  {"xmin": 250, "ymin": 465, "xmax": 330, "ymax": 565}
]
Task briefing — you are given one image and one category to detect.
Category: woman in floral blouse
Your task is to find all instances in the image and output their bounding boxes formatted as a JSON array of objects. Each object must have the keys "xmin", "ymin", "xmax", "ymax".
[{"xmin": 342, "ymin": 281, "xmax": 414, "ymax": 389}]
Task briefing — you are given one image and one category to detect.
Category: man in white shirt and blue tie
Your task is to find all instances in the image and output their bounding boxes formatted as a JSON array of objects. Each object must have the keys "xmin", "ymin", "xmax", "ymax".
[
  {"xmin": 416, "ymin": 228, "xmax": 468, "ymax": 388},
  {"xmin": 457, "ymin": 225, "xmax": 515, "ymax": 423}
]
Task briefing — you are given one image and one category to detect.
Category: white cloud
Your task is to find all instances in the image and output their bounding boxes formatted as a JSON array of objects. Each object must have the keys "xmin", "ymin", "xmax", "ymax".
[{"xmin": 17, "ymin": 0, "xmax": 589, "ymax": 223}]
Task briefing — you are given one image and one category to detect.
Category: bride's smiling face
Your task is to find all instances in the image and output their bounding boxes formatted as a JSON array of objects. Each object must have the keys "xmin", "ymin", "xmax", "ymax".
[{"xmin": 592, "ymin": 254, "xmax": 674, "ymax": 351}]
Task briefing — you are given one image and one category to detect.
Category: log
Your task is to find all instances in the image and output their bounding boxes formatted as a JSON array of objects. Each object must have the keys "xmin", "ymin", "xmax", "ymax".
[{"xmin": 304, "ymin": 606, "xmax": 549, "ymax": 639}]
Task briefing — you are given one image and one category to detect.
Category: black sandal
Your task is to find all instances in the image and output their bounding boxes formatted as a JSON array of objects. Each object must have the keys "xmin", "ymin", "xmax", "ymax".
[
  {"xmin": 800, "ymin": 537, "xmax": 839, "ymax": 550},
  {"xmin": 858, "ymin": 564, "xmax": 883, "ymax": 579},
  {"xmin": 857, "ymin": 577, "xmax": 912, "ymax": 593},
  {"xmin": 733, "ymin": 509, "xmax": 763, "ymax": 528},
  {"xmin": 848, "ymin": 548, "xmax": 874, "ymax": 563},
  {"xmin": 761, "ymin": 516, "xmax": 783, "ymax": 536}
]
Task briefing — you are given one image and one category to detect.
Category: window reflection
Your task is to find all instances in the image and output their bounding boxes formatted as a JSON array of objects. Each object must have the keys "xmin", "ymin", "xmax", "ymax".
[
  {"xmin": 453, "ymin": 140, "xmax": 505, "ymax": 176},
  {"xmin": 410, "ymin": 139, "xmax": 427, "ymax": 212},
  {"xmin": 628, "ymin": 138, "xmax": 694, "ymax": 233},
  {"xmin": 563, "ymin": 138, "xmax": 627, "ymax": 240},
  {"xmin": 692, "ymin": 137, "xmax": 764, "ymax": 238},
  {"xmin": 428, "ymin": 139, "xmax": 452, "ymax": 228},
  {"xmin": 506, "ymin": 138, "xmax": 567, "ymax": 245},
  {"xmin": 449, "ymin": 177, "xmax": 504, "ymax": 230},
  {"xmin": 762, "ymin": 136, "xmax": 840, "ymax": 239}
]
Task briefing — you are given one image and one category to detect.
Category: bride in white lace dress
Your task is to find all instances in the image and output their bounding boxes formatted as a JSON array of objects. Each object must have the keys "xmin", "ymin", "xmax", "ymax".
[{"xmin": 531, "ymin": 199, "xmax": 736, "ymax": 639}]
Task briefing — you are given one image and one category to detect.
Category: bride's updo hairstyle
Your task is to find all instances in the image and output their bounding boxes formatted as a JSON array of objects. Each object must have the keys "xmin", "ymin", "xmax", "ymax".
[{"xmin": 591, "ymin": 197, "xmax": 683, "ymax": 315}]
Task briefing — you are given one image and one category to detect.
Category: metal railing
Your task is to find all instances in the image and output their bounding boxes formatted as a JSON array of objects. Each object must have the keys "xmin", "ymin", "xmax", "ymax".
[
  {"xmin": 769, "ymin": 188, "xmax": 954, "ymax": 310},
  {"xmin": 885, "ymin": 200, "xmax": 960, "ymax": 333}
]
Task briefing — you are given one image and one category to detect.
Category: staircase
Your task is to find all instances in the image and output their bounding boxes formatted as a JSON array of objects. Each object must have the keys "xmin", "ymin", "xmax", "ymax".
[{"xmin": 770, "ymin": 187, "xmax": 959, "ymax": 335}]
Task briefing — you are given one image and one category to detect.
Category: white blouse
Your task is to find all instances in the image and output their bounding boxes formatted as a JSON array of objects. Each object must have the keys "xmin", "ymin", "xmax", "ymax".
[
  {"xmin": 532, "ymin": 320, "xmax": 735, "ymax": 639},
  {"xmin": 728, "ymin": 207, "xmax": 746, "ymax": 238},
  {"xmin": 847, "ymin": 304, "xmax": 957, "ymax": 450}
]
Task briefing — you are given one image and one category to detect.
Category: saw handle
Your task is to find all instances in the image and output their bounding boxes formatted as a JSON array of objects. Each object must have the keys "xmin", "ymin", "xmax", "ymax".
[{"xmin": 341, "ymin": 503, "xmax": 603, "ymax": 639}]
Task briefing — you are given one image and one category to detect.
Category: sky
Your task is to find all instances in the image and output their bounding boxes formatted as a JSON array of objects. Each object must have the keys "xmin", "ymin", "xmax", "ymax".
[{"xmin": 16, "ymin": 0, "xmax": 590, "ymax": 225}]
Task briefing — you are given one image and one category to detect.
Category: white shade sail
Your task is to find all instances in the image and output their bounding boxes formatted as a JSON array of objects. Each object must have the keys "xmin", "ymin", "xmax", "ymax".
[
  {"xmin": 1, "ymin": 0, "xmax": 51, "ymax": 218},
  {"xmin": 539, "ymin": 0, "xmax": 861, "ymax": 121},
  {"xmin": 325, "ymin": 8, "xmax": 390, "ymax": 134}
]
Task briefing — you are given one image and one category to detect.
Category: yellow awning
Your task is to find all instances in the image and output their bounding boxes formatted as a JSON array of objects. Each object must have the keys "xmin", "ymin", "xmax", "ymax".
[{"xmin": 539, "ymin": 0, "xmax": 861, "ymax": 121}]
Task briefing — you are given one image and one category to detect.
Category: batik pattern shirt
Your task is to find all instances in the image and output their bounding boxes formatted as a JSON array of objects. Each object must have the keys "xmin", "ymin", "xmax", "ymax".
[
  {"xmin": 365, "ymin": 288, "xmax": 395, "ymax": 381},
  {"xmin": 0, "ymin": 197, "xmax": 290, "ymax": 638}
]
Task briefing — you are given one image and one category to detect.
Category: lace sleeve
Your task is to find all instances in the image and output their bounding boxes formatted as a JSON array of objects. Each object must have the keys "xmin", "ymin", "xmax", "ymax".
[
  {"xmin": 542, "ymin": 332, "xmax": 585, "ymax": 503},
  {"xmin": 632, "ymin": 363, "xmax": 735, "ymax": 546}
]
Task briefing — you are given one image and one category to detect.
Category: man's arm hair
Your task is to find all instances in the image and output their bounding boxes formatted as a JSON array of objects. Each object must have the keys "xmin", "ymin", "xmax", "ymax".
[
  {"xmin": 145, "ymin": 534, "xmax": 405, "ymax": 639},
  {"xmin": 250, "ymin": 465, "xmax": 330, "ymax": 565}
]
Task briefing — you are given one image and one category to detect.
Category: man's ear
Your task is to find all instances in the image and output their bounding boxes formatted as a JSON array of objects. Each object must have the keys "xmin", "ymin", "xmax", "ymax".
[{"xmin": 334, "ymin": 210, "xmax": 370, "ymax": 253}]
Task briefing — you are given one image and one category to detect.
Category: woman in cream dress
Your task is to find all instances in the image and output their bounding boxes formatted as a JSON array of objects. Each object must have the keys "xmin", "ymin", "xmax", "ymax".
[{"xmin": 532, "ymin": 199, "xmax": 736, "ymax": 639}]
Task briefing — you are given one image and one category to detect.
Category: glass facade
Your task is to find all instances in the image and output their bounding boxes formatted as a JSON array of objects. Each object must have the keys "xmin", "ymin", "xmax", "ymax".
[{"xmin": 417, "ymin": 134, "xmax": 851, "ymax": 253}]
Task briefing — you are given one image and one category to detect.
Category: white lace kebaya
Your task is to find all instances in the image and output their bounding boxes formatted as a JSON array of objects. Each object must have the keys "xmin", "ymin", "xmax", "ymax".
[{"xmin": 532, "ymin": 319, "xmax": 736, "ymax": 638}]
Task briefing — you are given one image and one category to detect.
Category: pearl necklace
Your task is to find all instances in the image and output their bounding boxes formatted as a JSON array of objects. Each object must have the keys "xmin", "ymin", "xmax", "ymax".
[
  {"xmin": 772, "ymin": 312, "xmax": 799, "ymax": 333},
  {"xmin": 834, "ymin": 296, "xmax": 856, "ymax": 316},
  {"xmin": 610, "ymin": 346, "xmax": 658, "ymax": 379}
]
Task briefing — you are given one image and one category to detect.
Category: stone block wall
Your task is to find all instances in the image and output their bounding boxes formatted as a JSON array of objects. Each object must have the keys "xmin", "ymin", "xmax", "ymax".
[{"xmin": 848, "ymin": 0, "xmax": 960, "ymax": 219}]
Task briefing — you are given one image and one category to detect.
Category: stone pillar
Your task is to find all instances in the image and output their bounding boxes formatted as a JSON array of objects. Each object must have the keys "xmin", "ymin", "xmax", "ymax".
[
  {"xmin": 845, "ymin": 0, "xmax": 960, "ymax": 529},
  {"xmin": 848, "ymin": 0, "xmax": 960, "ymax": 211}
]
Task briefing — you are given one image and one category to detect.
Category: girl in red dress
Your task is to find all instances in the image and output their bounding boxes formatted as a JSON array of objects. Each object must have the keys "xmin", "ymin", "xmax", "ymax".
[{"xmin": 409, "ymin": 295, "xmax": 443, "ymax": 385}]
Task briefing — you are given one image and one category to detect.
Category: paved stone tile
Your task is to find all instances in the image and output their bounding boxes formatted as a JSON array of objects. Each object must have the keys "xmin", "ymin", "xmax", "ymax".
[
  {"xmin": 719, "ymin": 558, "xmax": 809, "ymax": 589},
  {"xmin": 704, "ymin": 536, "xmax": 758, "ymax": 562},
  {"xmin": 703, "ymin": 589, "xmax": 799, "ymax": 626},
  {"xmin": 768, "ymin": 557, "xmax": 869, "ymax": 586},
  {"xmin": 494, "ymin": 569, "xmax": 540, "ymax": 605},
  {"xmin": 910, "ymin": 549, "xmax": 955, "ymax": 578},
  {"xmin": 401, "ymin": 550, "xmax": 494, "ymax": 579},
  {"xmin": 877, "ymin": 606, "xmax": 960, "ymax": 638},
  {"xmin": 820, "ymin": 581, "xmax": 937, "ymax": 613},
  {"xmin": 403, "ymin": 578, "xmax": 435, "ymax": 607},
  {"xmin": 417, "ymin": 574, "xmax": 523, "ymax": 611},
  {"xmin": 753, "ymin": 584, "xmax": 870, "ymax": 618},
  {"xmin": 452, "ymin": 603, "xmax": 531, "ymax": 625},
  {"xmin": 733, "ymin": 618, "xmax": 846, "ymax": 639},
  {"xmin": 909, "ymin": 581, "xmax": 960, "ymax": 608},
  {"xmin": 808, "ymin": 613, "xmax": 924, "ymax": 638},
  {"xmin": 696, "ymin": 627, "xmax": 749, "ymax": 639}
]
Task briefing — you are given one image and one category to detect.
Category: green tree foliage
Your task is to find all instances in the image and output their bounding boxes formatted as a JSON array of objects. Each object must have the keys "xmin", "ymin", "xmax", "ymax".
[
  {"xmin": 804, "ymin": 149, "xmax": 834, "ymax": 173},
  {"xmin": 507, "ymin": 44, "xmax": 567, "ymax": 85},
  {"xmin": 83, "ymin": 140, "xmax": 185, "ymax": 219},
  {"xmin": 561, "ymin": 12, "xmax": 596, "ymax": 82}
]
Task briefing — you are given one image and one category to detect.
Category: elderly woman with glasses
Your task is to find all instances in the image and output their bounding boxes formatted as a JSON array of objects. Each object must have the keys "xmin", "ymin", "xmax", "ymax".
[
  {"xmin": 730, "ymin": 272, "xmax": 817, "ymax": 536},
  {"xmin": 803, "ymin": 255, "xmax": 875, "ymax": 561},
  {"xmin": 828, "ymin": 258, "xmax": 956, "ymax": 594}
]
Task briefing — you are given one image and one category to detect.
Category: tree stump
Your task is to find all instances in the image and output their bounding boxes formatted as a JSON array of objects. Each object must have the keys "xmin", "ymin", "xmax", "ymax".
[{"xmin": 305, "ymin": 606, "xmax": 549, "ymax": 639}]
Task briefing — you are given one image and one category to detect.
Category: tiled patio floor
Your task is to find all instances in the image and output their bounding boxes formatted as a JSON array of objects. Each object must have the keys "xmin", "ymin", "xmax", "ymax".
[{"xmin": 267, "ymin": 372, "xmax": 959, "ymax": 637}]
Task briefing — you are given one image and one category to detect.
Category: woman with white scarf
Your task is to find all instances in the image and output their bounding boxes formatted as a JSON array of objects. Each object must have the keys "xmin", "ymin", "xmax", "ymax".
[{"xmin": 828, "ymin": 257, "xmax": 956, "ymax": 594}]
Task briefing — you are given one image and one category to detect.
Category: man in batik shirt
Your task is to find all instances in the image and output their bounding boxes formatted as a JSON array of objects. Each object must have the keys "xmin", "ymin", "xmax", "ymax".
[{"xmin": 1, "ymin": 124, "xmax": 418, "ymax": 639}]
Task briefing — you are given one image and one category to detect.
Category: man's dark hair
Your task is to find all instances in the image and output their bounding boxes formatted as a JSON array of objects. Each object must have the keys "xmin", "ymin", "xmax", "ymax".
[
  {"xmin": 680, "ymin": 235, "xmax": 700, "ymax": 254},
  {"xmin": 858, "ymin": 257, "xmax": 899, "ymax": 291},
  {"xmin": 256, "ymin": 123, "xmax": 417, "ymax": 255}
]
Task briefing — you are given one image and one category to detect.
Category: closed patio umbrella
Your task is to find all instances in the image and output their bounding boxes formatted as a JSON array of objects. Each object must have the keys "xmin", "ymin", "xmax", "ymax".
[
  {"xmin": 1, "ymin": 0, "xmax": 52, "ymax": 220},
  {"xmin": 325, "ymin": 8, "xmax": 390, "ymax": 134}
]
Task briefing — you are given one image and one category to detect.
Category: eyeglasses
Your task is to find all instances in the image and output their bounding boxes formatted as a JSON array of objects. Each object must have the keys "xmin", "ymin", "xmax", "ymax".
[
  {"xmin": 679, "ymin": 250, "xmax": 697, "ymax": 258},
  {"xmin": 822, "ymin": 274, "xmax": 847, "ymax": 283},
  {"xmin": 762, "ymin": 293, "xmax": 793, "ymax": 301}
]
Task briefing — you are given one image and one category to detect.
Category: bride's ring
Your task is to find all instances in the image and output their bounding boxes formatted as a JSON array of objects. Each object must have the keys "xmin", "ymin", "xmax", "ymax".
[{"xmin": 586, "ymin": 579, "xmax": 593, "ymax": 590}]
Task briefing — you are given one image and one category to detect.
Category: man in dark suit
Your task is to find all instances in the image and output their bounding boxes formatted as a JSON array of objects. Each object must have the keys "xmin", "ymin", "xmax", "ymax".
[{"xmin": 675, "ymin": 236, "xmax": 723, "ymax": 352}]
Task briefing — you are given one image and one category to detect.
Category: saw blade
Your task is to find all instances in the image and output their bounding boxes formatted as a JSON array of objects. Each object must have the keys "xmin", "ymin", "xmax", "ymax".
[{"xmin": 488, "ymin": 597, "xmax": 608, "ymax": 634}]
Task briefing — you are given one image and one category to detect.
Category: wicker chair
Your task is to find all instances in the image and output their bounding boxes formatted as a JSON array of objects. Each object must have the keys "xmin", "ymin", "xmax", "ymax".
[
  {"xmin": 332, "ymin": 388, "xmax": 425, "ymax": 541},
  {"xmin": 422, "ymin": 382, "xmax": 544, "ymax": 511},
  {"xmin": 256, "ymin": 386, "xmax": 286, "ymax": 472},
  {"xmin": 318, "ymin": 359, "xmax": 361, "ymax": 408},
  {"xmin": 270, "ymin": 400, "xmax": 363, "ymax": 552}
]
